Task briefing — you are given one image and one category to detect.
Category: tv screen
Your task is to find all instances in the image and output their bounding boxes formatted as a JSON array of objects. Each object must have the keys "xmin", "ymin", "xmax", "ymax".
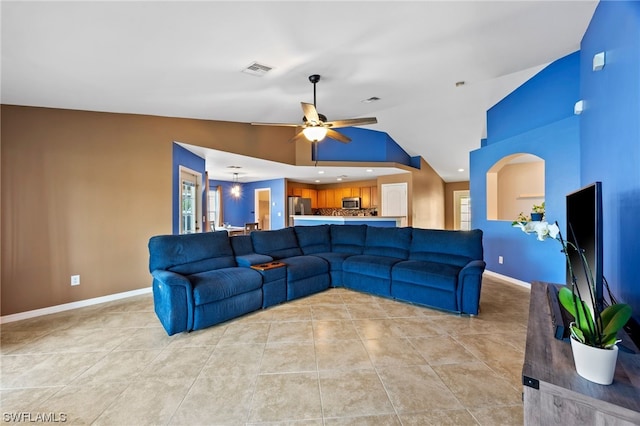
[{"xmin": 565, "ymin": 182, "xmax": 603, "ymax": 318}]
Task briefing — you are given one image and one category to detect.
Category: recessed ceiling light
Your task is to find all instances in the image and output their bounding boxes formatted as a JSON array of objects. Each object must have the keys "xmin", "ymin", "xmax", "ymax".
[
  {"xmin": 336, "ymin": 178, "xmax": 343, "ymax": 181},
  {"xmin": 458, "ymin": 168, "xmax": 465, "ymax": 172},
  {"xmin": 366, "ymin": 169, "xmax": 373, "ymax": 172},
  {"xmin": 315, "ymin": 180, "xmax": 320, "ymax": 183},
  {"xmin": 318, "ymin": 170, "xmax": 325, "ymax": 174}
]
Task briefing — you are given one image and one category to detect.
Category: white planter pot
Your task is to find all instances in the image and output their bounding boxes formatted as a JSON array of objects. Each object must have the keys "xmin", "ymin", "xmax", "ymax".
[{"xmin": 570, "ymin": 336, "xmax": 619, "ymax": 385}]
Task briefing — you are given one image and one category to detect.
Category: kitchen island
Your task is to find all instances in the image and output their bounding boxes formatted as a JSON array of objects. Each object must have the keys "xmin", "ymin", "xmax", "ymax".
[{"xmin": 291, "ymin": 215, "xmax": 405, "ymax": 227}]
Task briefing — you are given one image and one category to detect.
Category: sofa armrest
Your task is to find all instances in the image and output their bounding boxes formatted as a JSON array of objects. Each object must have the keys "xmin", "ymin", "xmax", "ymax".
[
  {"xmin": 457, "ymin": 260, "xmax": 486, "ymax": 315},
  {"xmin": 151, "ymin": 269, "xmax": 195, "ymax": 335}
]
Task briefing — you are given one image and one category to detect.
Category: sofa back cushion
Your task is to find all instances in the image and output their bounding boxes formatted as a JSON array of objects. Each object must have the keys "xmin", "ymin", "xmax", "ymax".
[
  {"xmin": 294, "ymin": 225, "xmax": 331, "ymax": 254},
  {"xmin": 409, "ymin": 228, "xmax": 483, "ymax": 266},
  {"xmin": 363, "ymin": 226, "xmax": 412, "ymax": 259},
  {"xmin": 330, "ymin": 224, "xmax": 367, "ymax": 254},
  {"xmin": 251, "ymin": 227, "xmax": 303, "ymax": 259},
  {"xmin": 148, "ymin": 231, "xmax": 236, "ymax": 274}
]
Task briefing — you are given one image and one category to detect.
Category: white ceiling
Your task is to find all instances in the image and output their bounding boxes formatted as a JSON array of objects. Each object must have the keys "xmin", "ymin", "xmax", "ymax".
[{"xmin": 1, "ymin": 1, "xmax": 598, "ymax": 183}]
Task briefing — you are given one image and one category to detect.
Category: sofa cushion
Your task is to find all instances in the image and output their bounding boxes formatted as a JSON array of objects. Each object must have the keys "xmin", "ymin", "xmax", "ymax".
[
  {"xmin": 410, "ymin": 228, "xmax": 483, "ymax": 266},
  {"xmin": 251, "ymin": 227, "xmax": 303, "ymax": 260},
  {"xmin": 343, "ymin": 254, "xmax": 403, "ymax": 279},
  {"xmin": 281, "ymin": 255, "xmax": 329, "ymax": 282},
  {"xmin": 148, "ymin": 231, "xmax": 236, "ymax": 274},
  {"xmin": 294, "ymin": 225, "xmax": 331, "ymax": 254},
  {"xmin": 190, "ymin": 267, "xmax": 263, "ymax": 305},
  {"xmin": 363, "ymin": 226, "xmax": 412, "ymax": 260},
  {"xmin": 392, "ymin": 260, "xmax": 460, "ymax": 292},
  {"xmin": 330, "ymin": 224, "xmax": 367, "ymax": 254}
]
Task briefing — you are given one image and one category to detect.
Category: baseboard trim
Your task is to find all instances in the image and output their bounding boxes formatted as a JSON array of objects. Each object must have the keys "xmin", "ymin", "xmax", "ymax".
[
  {"xmin": 0, "ymin": 287, "xmax": 152, "ymax": 324},
  {"xmin": 483, "ymin": 270, "xmax": 531, "ymax": 289}
]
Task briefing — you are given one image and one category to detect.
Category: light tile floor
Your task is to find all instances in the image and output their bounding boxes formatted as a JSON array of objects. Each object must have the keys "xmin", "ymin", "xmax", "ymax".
[{"xmin": 1, "ymin": 276, "xmax": 530, "ymax": 425}]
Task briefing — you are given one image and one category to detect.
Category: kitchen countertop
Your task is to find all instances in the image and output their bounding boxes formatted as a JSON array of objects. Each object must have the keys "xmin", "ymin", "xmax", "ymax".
[
  {"xmin": 290, "ymin": 215, "xmax": 404, "ymax": 220},
  {"xmin": 290, "ymin": 215, "xmax": 405, "ymax": 227}
]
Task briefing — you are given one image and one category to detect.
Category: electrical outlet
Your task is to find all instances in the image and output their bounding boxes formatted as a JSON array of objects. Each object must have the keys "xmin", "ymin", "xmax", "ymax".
[
  {"xmin": 498, "ymin": 256, "xmax": 504, "ymax": 265},
  {"xmin": 71, "ymin": 275, "xmax": 80, "ymax": 286}
]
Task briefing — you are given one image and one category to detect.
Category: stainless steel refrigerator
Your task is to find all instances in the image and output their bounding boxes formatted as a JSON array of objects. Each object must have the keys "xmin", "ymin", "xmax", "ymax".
[{"xmin": 288, "ymin": 197, "xmax": 312, "ymax": 226}]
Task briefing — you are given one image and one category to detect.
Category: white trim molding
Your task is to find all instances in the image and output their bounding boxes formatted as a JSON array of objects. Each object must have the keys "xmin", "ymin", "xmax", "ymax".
[{"xmin": 0, "ymin": 287, "xmax": 152, "ymax": 324}]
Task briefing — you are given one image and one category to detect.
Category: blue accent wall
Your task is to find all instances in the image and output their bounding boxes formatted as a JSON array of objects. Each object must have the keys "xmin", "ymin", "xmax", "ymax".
[
  {"xmin": 313, "ymin": 127, "xmax": 412, "ymax": 166},
  {"xmin": 486, "ymin": 52, "xmax": 581, "ymax": 144},
  {"xmin": 210, "ymin": 178, "xmax": 286, "ymax": 230},
  {"xmin": 579, "ymin": 0, "xmax": 640, "ymax": 320},
  {"xmin": 172, "ymin": 143, "xmax": 206, "ymax": 234},
  {"xmin": 471, "ymin": 1, "xmax": 640, "ymax": 323},
  {"xmin": 471, "ymin": 52, "xmax": 582, "ymax": 284}
]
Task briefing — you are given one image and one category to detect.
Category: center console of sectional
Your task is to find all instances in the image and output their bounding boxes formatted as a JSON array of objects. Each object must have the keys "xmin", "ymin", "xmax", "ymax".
[{"xmin": 149, "ymin": 224, "xmax": 486, "ymax": 335}]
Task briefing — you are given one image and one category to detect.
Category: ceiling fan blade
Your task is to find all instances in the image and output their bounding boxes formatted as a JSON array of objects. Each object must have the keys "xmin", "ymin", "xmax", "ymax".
[
  {"xmin": 325, "ymin": 117, "xmax": 378, "ymax": 129},
  {"xmin": 301, "ymin": 102, "xmax": 321, "ymax": 124},
  {"xmin": 326, "ymin": 128, "xmax": 351, "ymax": 143},
  {"xmin": 287, "ymin": 130, "xmax": 308, "ymax": 143},
  {"xmin": 251, "ymin": 122, "xmax": 301, "ymax": 127}
]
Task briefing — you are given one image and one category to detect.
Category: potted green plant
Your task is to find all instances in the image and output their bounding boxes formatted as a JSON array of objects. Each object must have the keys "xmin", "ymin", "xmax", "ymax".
[
  {"xmin": 512, "ymin": 219, "xmax": 632, "ymax": 385},
  {"xmin": 530, "ymin": 202, "xmax": 545, "ymax": 221}
]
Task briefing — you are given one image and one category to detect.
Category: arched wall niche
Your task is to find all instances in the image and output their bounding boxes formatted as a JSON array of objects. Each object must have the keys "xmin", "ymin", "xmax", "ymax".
[{"xmin": 486, "ymin": 153, "xmax": 545, "ymax": 221}]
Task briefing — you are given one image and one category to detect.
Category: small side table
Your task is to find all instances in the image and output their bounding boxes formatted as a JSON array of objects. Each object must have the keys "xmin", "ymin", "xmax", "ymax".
[{"xmin": 251, "ymin": 262, "xmax": 286, "ymax": 308}]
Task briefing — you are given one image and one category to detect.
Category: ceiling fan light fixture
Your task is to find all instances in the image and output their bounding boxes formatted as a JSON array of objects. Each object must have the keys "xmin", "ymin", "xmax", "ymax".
[{"xmin": 302, "ymin": 126, "xmax": 327, "ymax": 142}]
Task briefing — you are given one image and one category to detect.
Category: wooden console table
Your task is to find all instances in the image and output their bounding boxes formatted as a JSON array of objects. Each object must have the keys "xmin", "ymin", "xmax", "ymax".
[{"xmin": 522, "ymin": 282, "xmax": 640, "ymax": 425}]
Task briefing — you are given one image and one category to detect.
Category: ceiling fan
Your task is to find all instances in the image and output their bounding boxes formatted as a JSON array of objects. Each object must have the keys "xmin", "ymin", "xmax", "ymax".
[{"xmin": 251, "ymin": 74, "xmax": 378, "ymax": 143}]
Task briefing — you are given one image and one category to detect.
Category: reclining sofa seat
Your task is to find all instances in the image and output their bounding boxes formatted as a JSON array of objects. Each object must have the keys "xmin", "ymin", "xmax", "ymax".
[
  {"xmin": 293, "ymin": 224, "xmax": 367, "ymax": 286},
  {"xmin": 342, "ymin": 226, "xmax": 413, "ymax": 297},
  {"xmin": 391, "ymin": 228, "xmax": 485, "ymax": 315},
  {"xmin": 251, "ymin": 227, "xmax": 330, "ymax": 300},
  {"xmin": 148, "ymin": 231, "xmax": 263, "ymax": 335}
]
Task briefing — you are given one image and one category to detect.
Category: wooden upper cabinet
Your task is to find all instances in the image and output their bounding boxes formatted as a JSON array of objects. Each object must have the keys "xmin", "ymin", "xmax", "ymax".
[
  {"xmin": 302, "ymin": 188, "xmax": 318, "ymax": 208},
  {"xmin": 360, "ymin": 186, "xmax": 371, "ymax": 208},
  {"xmin": 371, "ymin": 185, "xmax": 379, "ymax": 208},
  {"xmin": 292, "ymin": 187, "xmax": 303, "ymax": 197},
  {"xmin": 317, "ymin": 189, "xmax": 327, "ymax": 208}
]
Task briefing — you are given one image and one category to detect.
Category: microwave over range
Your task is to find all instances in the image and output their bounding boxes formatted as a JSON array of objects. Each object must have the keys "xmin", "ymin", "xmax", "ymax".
[{"xmin": 342, "ymin": 197, "xmax": 361, "ymax": 210}]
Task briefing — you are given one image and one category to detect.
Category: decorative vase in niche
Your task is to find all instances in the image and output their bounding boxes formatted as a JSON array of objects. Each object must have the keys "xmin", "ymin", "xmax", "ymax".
[
  {"xmin": 530, "ymin": 212, "xmax": 543, "ymax": 221},
  {"xmin": 570, "ymin": 336, "xmax": 619, "ymax": 385}
]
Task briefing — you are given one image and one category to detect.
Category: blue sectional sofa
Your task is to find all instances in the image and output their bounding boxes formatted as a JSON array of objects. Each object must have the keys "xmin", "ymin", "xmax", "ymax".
[{"xmin": 148, "ymin": 224, "xmax": 486, "ymax": 335}]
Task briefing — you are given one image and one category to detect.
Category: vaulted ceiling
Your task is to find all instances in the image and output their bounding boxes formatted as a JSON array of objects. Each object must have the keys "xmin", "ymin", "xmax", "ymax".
[{"xmin": 1, "ymin": 1, "xmax": 598, "ymax": 182}]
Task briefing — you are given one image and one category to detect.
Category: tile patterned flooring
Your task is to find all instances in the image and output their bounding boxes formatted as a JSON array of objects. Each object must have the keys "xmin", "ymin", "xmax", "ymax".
[{"xmin": 1, "ymin": 276, "xmax": 530, "ymax": 425}]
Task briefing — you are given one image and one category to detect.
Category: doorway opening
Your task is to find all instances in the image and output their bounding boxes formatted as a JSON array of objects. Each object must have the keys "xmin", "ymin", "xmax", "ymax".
[
  {"xmin": 179, "ymin": 166, "xmax": 202, "ymax": 234},
  {"xmin": 255, "ymin": 188, "xmax": 271, "ymax": 231},
  {"xmin": 453, "ymin": 190, "xmax": 471, "ymax": 230}
]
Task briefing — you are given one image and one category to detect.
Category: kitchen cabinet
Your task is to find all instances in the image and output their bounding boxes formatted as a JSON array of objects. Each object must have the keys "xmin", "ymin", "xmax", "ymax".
[
  {"xmin": 371, "ymin": 185, "xmax": 379, "ymax": 208},
  {"xmin": 360, "ymin": 187, "xmax": 371, "ymax": 208},
  {"xmin": 302, "ymin": 188, "xmax": 317, "ymax": 208},
  {"xmin": 317, "ymin": 189, "xmax": 327, "ymax": 208},
  {"xmin": 292, "ymin": 187, "xmax": 303, "ymax": 197}
]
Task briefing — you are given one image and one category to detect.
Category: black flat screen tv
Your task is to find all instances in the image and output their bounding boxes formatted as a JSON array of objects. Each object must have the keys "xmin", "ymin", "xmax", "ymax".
[{"xmin": 565, "ymin": 182, "xmax": 603, "ymax": 318}]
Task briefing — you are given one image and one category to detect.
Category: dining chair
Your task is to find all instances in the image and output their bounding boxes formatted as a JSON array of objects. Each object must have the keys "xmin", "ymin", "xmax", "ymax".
[{"xmin": 244, "ymin": 222, "xmax": 259, "ymax": 234}]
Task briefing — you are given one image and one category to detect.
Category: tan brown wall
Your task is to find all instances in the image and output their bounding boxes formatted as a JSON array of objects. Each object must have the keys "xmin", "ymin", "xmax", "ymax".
[
  {"xmin": 409, "ymin": 158, "xmax": 445, "ymax": 229},
  {"xmin": 1, "ymin": 105, "xmax": 294, "ymax": 316},
  {"xmin": 444, "ymin": 181, "xmax": 470, "ymax": 230},
  {"xmin": 498, "ymin": 161, "xmax": 544, "ymax": 220}
]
